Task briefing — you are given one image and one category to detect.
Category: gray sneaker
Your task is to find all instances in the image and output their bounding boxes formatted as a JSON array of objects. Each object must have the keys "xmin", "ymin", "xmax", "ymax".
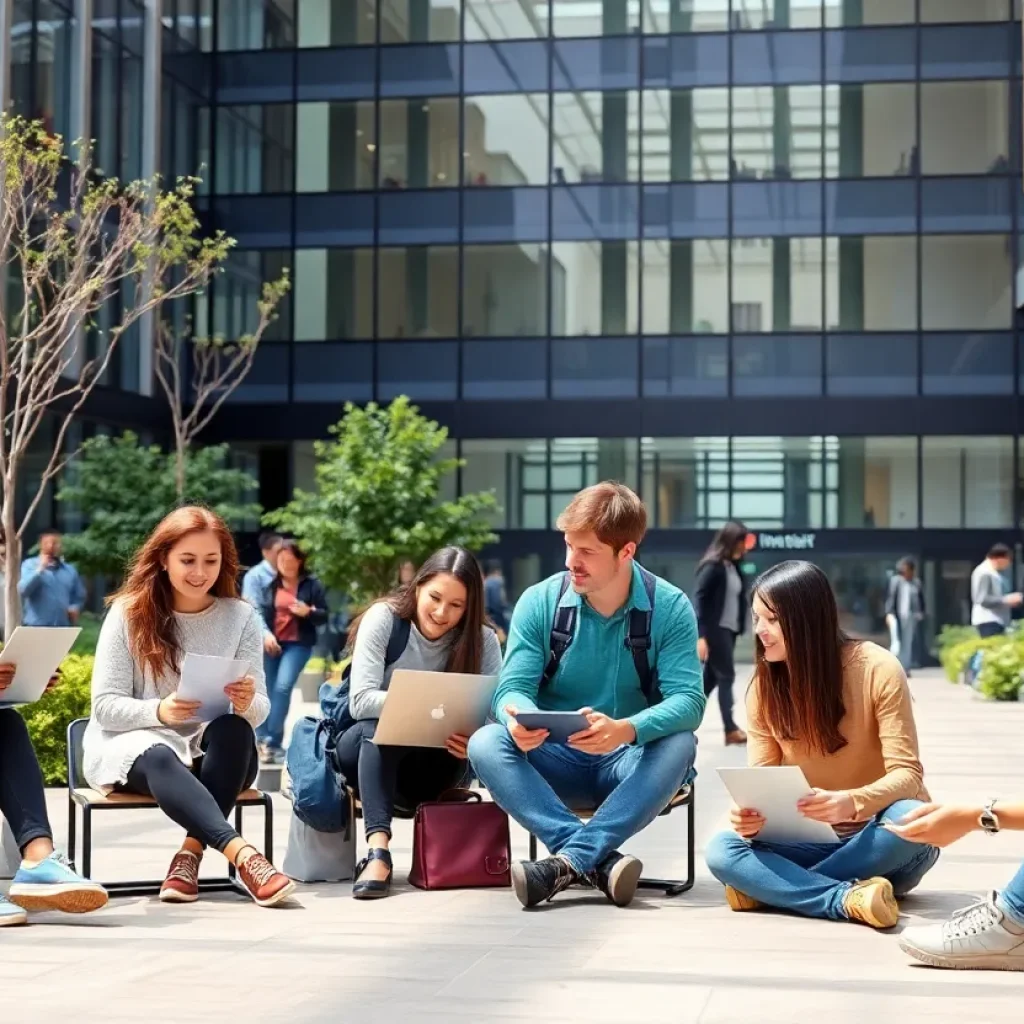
[
  {"xmin": 900, "ymin": 892, "xmax": 1024, "ymax": 971},
  {"xmin": 591, "ymin": 852, "xmax": 643, "ymax": 908}
]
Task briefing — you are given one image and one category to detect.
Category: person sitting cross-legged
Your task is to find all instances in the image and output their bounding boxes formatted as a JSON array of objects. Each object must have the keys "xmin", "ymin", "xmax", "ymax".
[
  {"xmin": 889, "ymin": 799, "xmax": 1024, "ymax": 971},
  {"xmin": 468, "ymin": 482, "xmax": 704, "ymax": 910},
  {"xmin": 705, "ymin": 560, "xmax": 940, "ymax": 930}
]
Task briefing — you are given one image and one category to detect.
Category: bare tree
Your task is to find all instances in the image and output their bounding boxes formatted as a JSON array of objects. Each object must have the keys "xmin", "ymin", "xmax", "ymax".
[
  {"xmin": 154, "ymin": 272, "xmax": 289, "ymax": 499},
  {"xmin": 0, "ymin": 115, "xmax": 234, "ymax": 636}
]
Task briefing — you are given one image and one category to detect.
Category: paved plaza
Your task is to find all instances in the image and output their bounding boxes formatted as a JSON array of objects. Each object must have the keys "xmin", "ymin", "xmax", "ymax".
[{"xmin": 3, "ymin": 668, "xmax": 1023, "ymax": 1022}]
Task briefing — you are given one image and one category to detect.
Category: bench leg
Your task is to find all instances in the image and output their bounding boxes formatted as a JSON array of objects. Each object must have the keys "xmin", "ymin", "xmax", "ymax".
[
  {"xmin": 67, "ymin": 794, "xmax": 77, "ymax": 872},
  {"xmin": 636, "ymin": 794, "xmax": 696, "ymax": 897},
  {"xmin": 82, "ymin": 806, "xmax": 93, "ymax": 880},
  {"xmin": 528, "ymin": 833, "xmax": 538, "ymax": 860},
  {"xmin": 262, "ymin": 794, "xmax": 274, "ymax": 865}
]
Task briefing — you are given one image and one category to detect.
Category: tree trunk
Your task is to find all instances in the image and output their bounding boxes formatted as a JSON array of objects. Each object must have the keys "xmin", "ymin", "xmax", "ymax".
[
  {"xmin": 175, "ymin": 442, "xmax": 186, "ymax": 501},
  {"xmin": 2, "ymin": 501, "xmax": 21, "ymax": 641}
]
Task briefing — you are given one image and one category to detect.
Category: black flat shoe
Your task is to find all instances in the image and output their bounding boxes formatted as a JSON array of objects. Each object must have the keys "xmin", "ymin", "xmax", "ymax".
[{"xmin": 352, "ymin": 848, "xmax": 393, "ymax": 900}]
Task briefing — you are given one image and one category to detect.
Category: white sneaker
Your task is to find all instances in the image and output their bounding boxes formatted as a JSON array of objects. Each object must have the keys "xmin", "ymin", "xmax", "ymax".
[{"xmin": 900, "ymin": 891, "xmax": 1024, "ymax": 971}]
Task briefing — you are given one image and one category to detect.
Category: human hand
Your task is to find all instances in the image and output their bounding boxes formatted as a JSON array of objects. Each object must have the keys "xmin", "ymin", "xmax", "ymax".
[
  {"xmin": 1007, "ymin": 593, "xmax": 1023, "ymax": 608},
  {"xmin": 0, "ymin": 663, "xmax": 14, "ymax": 695},
  {"xmin": 568, "ymin": 708, "xmax": 636, "ymax": 755},
  {"xmin": 45, "ymin": 669, "xmax": 61, "ymax": 693},
  {"xmin": 882, "ymin": 802, "xmax": 979, "ymax": 848},
  {"xmin": 697, "ymin": 637, "xmax": 709, "ymax": 662},
  {"xmin": 68, "ymin": 608, "xmax": 80, "ymax": 625},
  {"xmin": 157, "ymin": 692, "xmax": 202, "ymax": 725},
  {"xmin": 290, "ymin": 601, "xmax": 312, "ymax": 618},
  {"xmin": 225, "ymin": 675, "xmax": 256, "ymax": 714},
  {"xmin": 730, "ymin": 806, "xmax": 766, "ymax": 839},
  {"xmin": 446, "ymin": 733, "xmax": 470, "ymax": 759},
  {"xmin": 504, "ymin": 704, "xmax": 548, "ymax": 752},
  {"xmin": 263, "ymin": 634, "xmax": 281, "ymax": 656},
  {"xmin": 797, "ymin": 788, "xmax": 856, "ymax": 824}
]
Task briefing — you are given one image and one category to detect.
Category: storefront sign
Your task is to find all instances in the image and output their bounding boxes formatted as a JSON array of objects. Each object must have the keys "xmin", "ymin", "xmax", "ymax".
[{"xmin": 752, "ymin": 532, "xmax": 817, "ymax": 551}]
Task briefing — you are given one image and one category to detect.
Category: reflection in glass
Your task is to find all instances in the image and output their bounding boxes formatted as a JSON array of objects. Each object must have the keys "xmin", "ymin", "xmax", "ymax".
[
  {"xmin": 731, "ymin": 238, "xmax": 824, "ymax": 331},
  {"xmin": 217, "ymin": 0, "xmax": 295, "ymax": 50},
  {"xmin": 465, "ymin": 0, "xmax": 548, "ymax": 39},
  {"xmin": 461, "ymin": 440, "xmax": 550, "ymax": 528},
  {"xmin": 642, "ymin": 241, "xmax": 729, "ymax": 334},
  {"xmin": 550, "ymin": 440, "xmax": 638, "ymax": 519},
  {"xmin": 920, "ymin": 0, "xmax": 1008, "ymax": 22},
  {"xmin": 729, "ymin": 438, "xmax": 833, "ymax": 528},
  {"xmin": 645, "ymin": 0, "xmax": 729, "ymax": 32},
  {"xmin": 298, "ymin": 0, "xmax": 376, "ymax": 45},
  {"xmin": 922, "ymin": 436, "xmax": 1013, "ymax": 528},
  {"xmin": 827, "ymin": 236, "xmax": 917, "ymax": 331},
  {"xmin": 731, "ymin": 87, "xmax": 823, "ymax": 180},
  {"xmin": 121, "ymin": 49, "xmax": 145, "ymax": 181},
  {"xmin": 296, "ymin": 101, "xmax": 375, "ymax": 191},
  {"xmin": 214, "ymin": 105, "xmax": 294, "ymax": 193},
  {"xmin": 213, "ymin": 250, "xmax": 291, "ymax": 342},
  {"xmin": 462, "ymin": 244, "xmax": 547, "ymax": 336},
  {"xmin": 552, "ymin": 0, "xmax": 640, "ymax": 36},
  {"xmin": 642, "ymin": 89, "xmax": 729, "ymax": 182},
  {"xmin": 921, "ymin": 81, "xmax": 1009, "ymax": 176},
  {"xmin": 641, "ymin": 437, "xmax": 729, "ymax": 527},
  {"xmin": 827, "ymin": 84, "xmax": 915, "ymax": 178},
  {"xmin": 923, "ymin": 333, "xmax": 1014, "ymax": 396},
  {"xmin": 551, "ymin": 242, "xmax": 639, "ymax": 336},
  {"xmin": 293, "ymin": 249, "xmax": 374, "ymax": 340},
  {"xmin": 377, "ymin": 245, "xmax": 458, "ymax": 338},
  {"xmin": 552, "ymin": 91, "xmax": 640, "ymax": 184},
  {"xmin": 91, "ymin": 32, "xmax": 119, "ymax": 179},
  {"xmin": 827, "ymin": 335, "xmax": 918, "ymax": 397},
  {"xmin": 732, "ymin": 0, "xmax": 821, "ymax": 29},
  {"xmin": 822, "ymin": 0, "xmax": 915, "ymax": 24},
  {"xmin": 921, "ymin": 235, "xmax": 1011, "ymax": 331},
  {"xmin": 379, "ymin": 98, "xmax": 459, "ymax": 188},
  {"xmin": 464, "ymin": 94, "xmax": 548, "ymax": 186},
  {"xmin": 381, "ymin": 0, "xmax": 461, "ymax": 42},
  {"xmin": 642, "ymin": 337, "xmax": 729, "ymax": 397},
  {"xmin": 32, "ymin": 2, "xmax": 73, "ymax": 139},
  {"xmin": 833, "ymin": 438, "xmax": 919, "ymax": 528}
]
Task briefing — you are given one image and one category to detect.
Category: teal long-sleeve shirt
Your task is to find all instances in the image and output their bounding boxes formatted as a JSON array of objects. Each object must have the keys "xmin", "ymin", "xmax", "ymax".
[{"xmin": 492, "ymin": 562, "xmax": 706, "ymax": 746}]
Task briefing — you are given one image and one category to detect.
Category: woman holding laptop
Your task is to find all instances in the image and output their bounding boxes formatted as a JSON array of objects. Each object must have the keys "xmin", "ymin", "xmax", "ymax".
[
  {"xmin": 340, "ymin": 546, "xmax": 503, "ymax": 899},
  {"xmin": 82, "ymin": 506, "xmax": 295, "ymax": 908},
  {"xmin": 705, "ymin": 560, "xmax": 939, "ymax": 929}
]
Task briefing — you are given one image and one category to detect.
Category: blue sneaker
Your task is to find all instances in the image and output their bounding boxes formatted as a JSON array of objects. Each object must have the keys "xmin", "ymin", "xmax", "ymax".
[
  {"xmin": 9, "ymin": 852, "xmax": 108, "ymax": 914},
  {"xmin": 0, "ymin": 893, "xmax": 28, "ymax": 927}
]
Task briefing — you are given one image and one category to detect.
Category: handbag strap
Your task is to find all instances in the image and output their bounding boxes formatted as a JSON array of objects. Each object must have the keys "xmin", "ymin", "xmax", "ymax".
[{"xmin": 435, "ymin": 788, "xmax": 482, "ymax": 804}]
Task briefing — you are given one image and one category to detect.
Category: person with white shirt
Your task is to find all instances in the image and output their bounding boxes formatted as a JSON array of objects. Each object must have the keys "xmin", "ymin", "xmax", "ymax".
[{"xmin": 970, "ymin": 543, "xmax": 1022, "ymax": 639}]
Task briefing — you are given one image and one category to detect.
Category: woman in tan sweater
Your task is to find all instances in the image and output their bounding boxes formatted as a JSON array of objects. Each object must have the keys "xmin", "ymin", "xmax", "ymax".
[{"xmin": 705, "ymin": 560, "xmax": 939, "ymax": 929}]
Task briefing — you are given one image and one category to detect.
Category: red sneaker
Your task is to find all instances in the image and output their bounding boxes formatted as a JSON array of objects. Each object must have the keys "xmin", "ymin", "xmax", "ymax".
[
  {"xmin": 160, "ymin": 850, "xmax": 200, "ymax": 903},
  {"xmin": 237, "ymin": 851, "xmax": 296, "ymax": 908}
]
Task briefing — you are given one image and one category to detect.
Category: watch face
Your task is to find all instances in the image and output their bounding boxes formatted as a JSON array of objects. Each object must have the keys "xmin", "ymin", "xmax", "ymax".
[{"xmin": 981, "ymin": 811, "xmax": 999, "ymax": 832}]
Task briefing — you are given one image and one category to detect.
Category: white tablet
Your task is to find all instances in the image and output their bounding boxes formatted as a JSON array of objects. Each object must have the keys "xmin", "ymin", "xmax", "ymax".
[
  {"xmin": 0, "ymin": 626, "xmax": 82, "ymax": 706},
  {"xmin": 717, "ymin": 766, "xmax": 841, "ymax": 845}
]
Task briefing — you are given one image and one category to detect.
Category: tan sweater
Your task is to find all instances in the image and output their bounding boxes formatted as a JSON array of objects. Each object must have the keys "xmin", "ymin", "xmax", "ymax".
[{"xmin": 746, "ymin": 641, "xmax": 928, "ymax": 830}]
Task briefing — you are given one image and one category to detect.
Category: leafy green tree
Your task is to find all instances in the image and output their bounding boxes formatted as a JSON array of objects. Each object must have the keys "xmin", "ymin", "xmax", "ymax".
[
  {"xmin": 58, "ymin": 432, "xmax": 261, "ymax": 579},
  {"xmin": 266, "ymin": 397, "xmax": 498, "ymax": 605}
]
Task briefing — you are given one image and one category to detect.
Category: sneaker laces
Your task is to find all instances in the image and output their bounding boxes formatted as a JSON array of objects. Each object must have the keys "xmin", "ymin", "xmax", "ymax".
[
  {"xmin": 546, "ymin": 857, "xmax": 580, "ymax": 902},
  {"xmin": 942, "ymin": 895, "xmax": 1001, "ymax": 939},
  {"xmin": 242, "ymin": 852, "xmax": 278, "ymax": 887},
  {"xmin": 167, "ymin": 852, "xmax": 200, "ymax": 885},
  {"xmin": 49, "ymin": 851, "xmax": 74, "ymax": 870}
]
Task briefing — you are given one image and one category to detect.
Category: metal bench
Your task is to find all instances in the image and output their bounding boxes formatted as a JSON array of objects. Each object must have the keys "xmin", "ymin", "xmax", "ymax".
[
  {"xmin": 527, "ymin": 782, "xmax": 696, "ymax": 897},
  {"xmin": 66, "ymin": 717, "xmax": 274, "ymax": 899}
]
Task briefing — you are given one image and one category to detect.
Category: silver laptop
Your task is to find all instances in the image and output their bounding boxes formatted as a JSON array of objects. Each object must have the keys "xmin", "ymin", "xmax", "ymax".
[{"xmin": 372, "ymin": 670, "xmax": 499, "ymax": 748}]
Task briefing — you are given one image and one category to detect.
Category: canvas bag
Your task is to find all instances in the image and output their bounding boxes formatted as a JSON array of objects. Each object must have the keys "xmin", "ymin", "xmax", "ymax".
[{"xmin": 282, "ymin": 803, "xmax": 356, "ymax": 883}]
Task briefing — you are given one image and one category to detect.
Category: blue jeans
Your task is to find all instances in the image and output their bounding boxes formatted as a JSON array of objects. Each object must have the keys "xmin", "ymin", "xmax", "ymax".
[
  {"xmin": 257, "ymin": 641, "xmax": 313, "ymax": 751},
  {"xmin": 468, "ymin": 723, "xmax": 697, "ymax": 874},
  {"xmin": 705, "ymin": 799, "xmax": 941, "ymax": 920},
  {"xmin": 997, "ymin": 861, "xmax": 1024, "ymax": 925}
]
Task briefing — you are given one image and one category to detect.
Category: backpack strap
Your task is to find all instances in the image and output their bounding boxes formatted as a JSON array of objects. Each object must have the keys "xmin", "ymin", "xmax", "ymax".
[
  {"xmin": 385, "ymin": 615, "xmax": 411, "ymax": 666},
  {"xmin": 540, "ymin": 573, "xmax": 576, "ymax": 689},
  {"xmin": 625, "ymin": 566, "xmax": 659, "ymax": 705}
]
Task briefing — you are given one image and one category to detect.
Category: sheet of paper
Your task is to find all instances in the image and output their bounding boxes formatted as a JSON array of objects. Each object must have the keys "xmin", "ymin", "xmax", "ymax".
[
  {"xmin": 717, "ymin": 766, "xmax": 841, "ymax": 845},
  {"xmin": 0, "ymin": 626, "xmax": 81, "ymax": 707},
  {"xmin": 176, "ymin": 652, "xmax": 250, "ymax": 723}
]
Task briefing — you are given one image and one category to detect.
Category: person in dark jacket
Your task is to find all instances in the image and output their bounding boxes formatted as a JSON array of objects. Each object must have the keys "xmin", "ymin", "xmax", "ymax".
[
  {"xmin": 693, "ymin": 521, "xmax": 750, "ymax": 746},
  {"xmin": 884, "ymin": 557, "xmax": 925, "ymax": 677},
  {"xmin": 257, "ymin": 539, "xmax": 328, "ymax": 763}
]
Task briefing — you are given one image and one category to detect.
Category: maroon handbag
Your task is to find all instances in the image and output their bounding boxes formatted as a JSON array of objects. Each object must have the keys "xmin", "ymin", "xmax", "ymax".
[{"xmin": 407, "ymin": 789, "xmax": 511, "ymax": 890}]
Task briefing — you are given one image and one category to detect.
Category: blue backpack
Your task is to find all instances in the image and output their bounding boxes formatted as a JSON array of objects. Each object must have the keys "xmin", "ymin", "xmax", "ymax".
[{"xmin": 286, "ymin": 615, "xmax": 411, "ymax": 833}]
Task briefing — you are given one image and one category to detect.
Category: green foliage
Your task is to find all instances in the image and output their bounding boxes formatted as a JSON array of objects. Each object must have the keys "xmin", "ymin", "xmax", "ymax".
[
  {"xmin": 936, "ymin": 624, "xmax": 978, "ymax": 655},
  {"xmin": 58, "ymin": 431, "xmax": 261, "ymax": 579},
  {"xmin": 976, "ymin": 638, "xmax": 1024, "ymax": 702},
  {"xmin": 266, "ymin": 397, "xmax": 498, "ymax": 605},
  {"xmin": 17, "ymin": 654, "xmax": 94, "ymax": 785},
  {"xmin": 72, "ymin": 612, "xmax": 103, "ymax": 657}
]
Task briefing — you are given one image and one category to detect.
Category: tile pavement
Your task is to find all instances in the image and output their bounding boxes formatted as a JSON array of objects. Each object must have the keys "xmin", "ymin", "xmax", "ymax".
[{"xmin": 2, "ymin": 668, "xmax": 1023, "ymax": 1023}]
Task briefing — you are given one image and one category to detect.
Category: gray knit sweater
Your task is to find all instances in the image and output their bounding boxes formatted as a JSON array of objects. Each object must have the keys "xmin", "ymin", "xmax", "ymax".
[
  {"xmin": 82, "ymin": 598, "xmax": 269, "ymax": 791},
  {"xmin": 349, "ymin": 602, "xmax": 503, "ymax": 721}
]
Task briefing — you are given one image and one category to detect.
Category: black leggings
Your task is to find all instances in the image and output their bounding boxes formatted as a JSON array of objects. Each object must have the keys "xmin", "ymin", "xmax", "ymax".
[
  {"xmin": 0, "ymin": 708, "xmax": 53, "ymax": 852},
  {"xmin": 121, "ymin": 715, "xmax": 259, "ymax": 854},
  {"xmin": 703, "ymin": 626, "xmax": 739, "ymax": 734},
  {"xmin": 335, "ymin": 719, "xmax": 468, "ymax": 840}
]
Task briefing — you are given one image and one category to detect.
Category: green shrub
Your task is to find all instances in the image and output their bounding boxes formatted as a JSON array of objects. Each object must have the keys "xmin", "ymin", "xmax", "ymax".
[
  {"xmin": 976, "ymin": 639, "xmax": 1024, "ymax": 702},
  {"xmin": 939, "ymin": 636, "xmax": 986, "ymax": 682},
  {"xmin": 936, "ymin": 624, "xmax": 978, "ymax": 655},
  {"xmin": 72, "ymin": 611, "xmax": 103, "ymax": 657},
  {"xmin": 17, "ymin": 654, "xmax": 94, "ymax": 785},
  {"xmin": 304, "ymin": 656, "xmax": 327, "ymax": 673}
]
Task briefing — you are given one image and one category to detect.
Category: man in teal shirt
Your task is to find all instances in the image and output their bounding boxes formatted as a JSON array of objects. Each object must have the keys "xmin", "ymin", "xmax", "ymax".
[{"xmin": 469, "ymin": 482, "xmax": 704, "ymax": 909}]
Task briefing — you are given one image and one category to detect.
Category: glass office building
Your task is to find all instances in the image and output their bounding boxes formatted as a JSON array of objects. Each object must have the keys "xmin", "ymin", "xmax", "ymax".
[{"xmin": 3, "ymin": 1, "xmax": 1024, "ymax": 654}]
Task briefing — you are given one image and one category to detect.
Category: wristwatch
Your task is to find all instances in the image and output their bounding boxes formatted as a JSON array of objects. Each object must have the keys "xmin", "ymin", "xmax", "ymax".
[{"xmin": 979, "ymin": 799, "xmax": 1001, "ymax": 835}]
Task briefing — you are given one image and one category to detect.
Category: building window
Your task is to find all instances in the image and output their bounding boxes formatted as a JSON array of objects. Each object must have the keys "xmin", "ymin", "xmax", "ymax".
[
  {"xmin": 377, "ymin": 246, "xmax": 458, "ymax": 338},
  {"xmin": 296, "ymin": 101, "xmax": 375, "ymax": 192},
  {"xmin": 379, "ymin": 98, "xmax": 459, "ymax": 189},
  {"xmin": 641, "ymin": 437, "xmax": 729, "ymax": 528},
  {"xmin": 293, "ymin": 248, "xmax": 375, "ymax": 340},
  {"xmin": 922, "ymin": 436, "xmax": 1014, "ymax": 528},
  {"xmin": 298, "ymin": 0, "xmax": 376, "ymax": 46}
]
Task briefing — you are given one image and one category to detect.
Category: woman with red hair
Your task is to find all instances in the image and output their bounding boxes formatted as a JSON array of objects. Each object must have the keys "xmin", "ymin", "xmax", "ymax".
[{"xmin": 82, "ymin": 506, "xmax": 294, "ymax": 908}]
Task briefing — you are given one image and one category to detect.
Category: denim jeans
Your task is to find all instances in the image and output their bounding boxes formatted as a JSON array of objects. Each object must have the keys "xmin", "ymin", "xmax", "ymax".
[
  {"xmin": 705, "ymin": 799, "xmax": 941, "ymax": 920},
  {"xmin": 257, "ymin": 641, "xmax": 313, "ymax": 751},
  {"xmin": 997, "ymin": 861, "xmax": 1024, "ymax": 925},
  {"xmin": 0, "ymin": 708, "xmax": 52, "ymax": 851},
  {"xmin": 468, "ymin": 723, "xmax": 697, "ymax": 874}
]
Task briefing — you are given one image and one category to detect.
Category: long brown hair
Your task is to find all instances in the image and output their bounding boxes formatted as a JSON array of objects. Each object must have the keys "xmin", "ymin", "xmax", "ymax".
[
  {"xmin": 751, "ymin": 560, "xmax": 849, "ymax": 757},
  {"xmin": 109, "ymin": 506, "xmax": 241, "ymax": 679},
  {"xmin": 348, "ymin": 547, "xmax": 488, "ymax": 674}
]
